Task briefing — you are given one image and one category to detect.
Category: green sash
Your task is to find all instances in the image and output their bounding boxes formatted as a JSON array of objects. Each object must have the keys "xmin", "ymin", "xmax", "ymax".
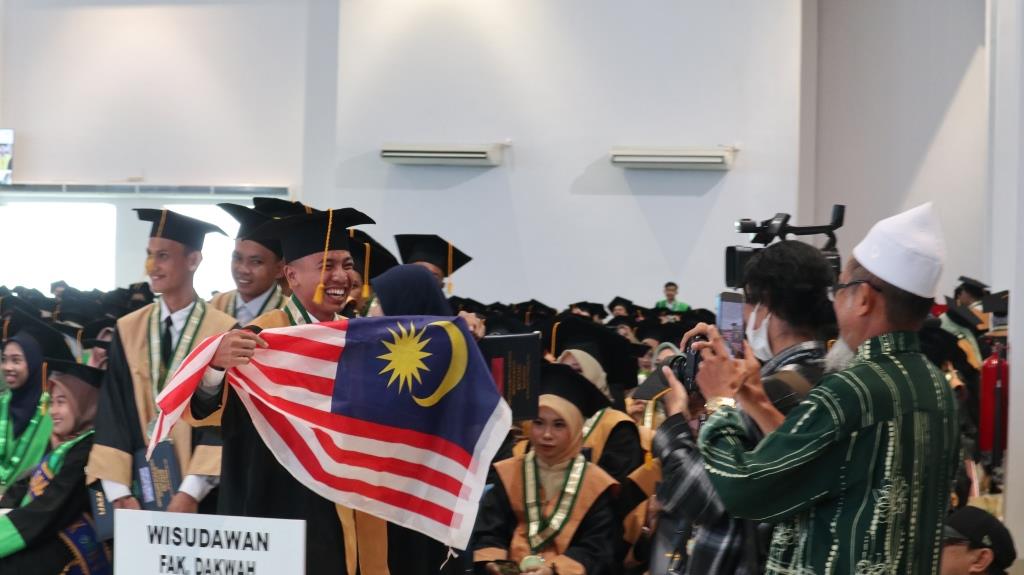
[
  {"xmin": 522, "ymin": 451, "xmax": 588, "ymax": 552},
  {"xmin": 0, "ymin": 391, "xmax": 52, "ymax": 489},
  {"xmin": 147, "ymin": 298, "xmax": 206, "ymax": 396}
]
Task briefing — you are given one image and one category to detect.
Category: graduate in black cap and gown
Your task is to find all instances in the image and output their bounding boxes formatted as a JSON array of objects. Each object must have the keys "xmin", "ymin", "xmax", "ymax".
[
  {"xmin": 0, "ymin": 311, "xmax": 111, "ymax": 574},
  {"xmin": 87, "ymin": 209, "xmax": 237, "ymax": 515},
  {"xmin": 395, "ymin": 233, "xmax": 472, "ymax": 292},
  {"xmin": 473, "ymin": 363, "xmax": 620, "ymax": 575},
  {"xmin": 209, "ymin": 203, "xmax": 286, "ymax": 325},
  {"xmin": 187, "ymin": 207, "xmax": 373, "ymax": 575},
  {"xmin": 343, "ymin": 229, "xmax": 399, "ymax": 318}
]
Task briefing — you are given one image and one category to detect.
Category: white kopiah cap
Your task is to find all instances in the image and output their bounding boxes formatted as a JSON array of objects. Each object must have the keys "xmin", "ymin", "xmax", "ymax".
[{"xmin": 852, "ymin": 203, "xmax": 946, "ymax": 298}]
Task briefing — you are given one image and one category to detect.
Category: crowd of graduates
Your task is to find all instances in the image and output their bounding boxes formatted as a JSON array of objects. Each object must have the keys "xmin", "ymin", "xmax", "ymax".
[{"xmin": 0, "ymin": 198, "xmax": 1018, "ymax": 575}]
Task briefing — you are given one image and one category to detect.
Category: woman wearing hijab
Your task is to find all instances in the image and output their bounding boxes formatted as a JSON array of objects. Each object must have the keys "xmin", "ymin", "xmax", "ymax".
[
  {"xmin": 473, "ymin": 362, "xmax": 619, "ymax": 575},
  {"xmin": 0, "ymin": 327, "xmax": 54, "ymax": 492},
  {"xmin": 0, "ymin": 331, "xmax": 111, "ymax": 573}
]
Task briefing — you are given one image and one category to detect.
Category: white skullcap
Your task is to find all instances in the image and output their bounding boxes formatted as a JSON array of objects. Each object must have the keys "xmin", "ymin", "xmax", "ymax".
[{"xmin": 852, "ymin": 203, "xmax": 946, "ymax": 298}]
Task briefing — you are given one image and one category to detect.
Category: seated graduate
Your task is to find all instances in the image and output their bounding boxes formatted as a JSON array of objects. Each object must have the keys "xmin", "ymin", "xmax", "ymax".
[
  {"xmin": 473, "ymin": 363, "xmax": 620, "ymax": 575},
  {"xmin": 0, "ymin": 311, "xmax": 111, "ymax": 574},
  {"xmin": 1, "ymin": 300, "xmax": 55, "ymax": 493}
]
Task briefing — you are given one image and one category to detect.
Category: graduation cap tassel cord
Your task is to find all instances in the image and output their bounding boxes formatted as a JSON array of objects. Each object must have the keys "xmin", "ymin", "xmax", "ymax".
[
  {"xmin": 550, "ymin": 321, "xmax": 561, "ymax": 357},
  {"xmin": 447, "ymin": 242, "xmax": 454, "ymax": 295},
  {"xmin": 362, "ymin": 242, "xmax": 372, "ymax": 299},
  {"xmin": 312, "ymin": 209, "xmax": 335, "ymax": 306}
]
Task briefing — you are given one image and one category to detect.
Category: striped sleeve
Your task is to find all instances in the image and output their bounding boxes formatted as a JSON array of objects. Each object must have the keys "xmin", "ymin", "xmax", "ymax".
[{"xmin": 697, "ymin": 382, "xmax": 856, "ymax": 522}]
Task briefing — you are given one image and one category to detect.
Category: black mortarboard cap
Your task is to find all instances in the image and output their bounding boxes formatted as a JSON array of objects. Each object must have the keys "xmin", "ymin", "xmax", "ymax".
[
  {"xmin": 4, "ymin": 308, "xmax": 75, "ymax": 363},
  {"xmin": 394, "ymin": 234, "xmax": 472, "ymax": 278},
  {"xmin": 484, "ymin": 313, "xmax": 531, "ymax": 336},
  {"xmin": 516, "ymin": 300, "xmax": 556, "ymax": 326},
  {"xmin": 958, "ymin": 276, "xmax": 990, "ymax": 291},
  {"xmin": 608, "ymin": 296, "xmax": 635, "ymax": 315},
  {"xmin": 50, "ymin": 280, "xmax": 69, "ymax": 293},
  {"xmin": 606, "ymin": 316, "xmax": 636, "ymax": 329},
  {"xmin": 252, "ymin": 197, "xmax": 313, "ymax": 218},
  {"xmin": 540, "ymin": 362, "xmax": 611, "ymax": 419},
  {"xmin": 218, "ymin": 203, "xmax": 283, "ymax": 257},
  {"xmin": 249, "ymin": 208, "xmax": 376, "ymax": 263},
  {"xmin": 134, "ymin": 208, "xmax": 226, "ymax": 251},
  {"xmin": 945, "ymin": 297, "xmax": 984, "ymax": 332},
  {"xmin": 348, "ymin": 229, "xmax": 399, "ymax": 283},
  {"xmin": 542, "ymin": 313, "xmax": 639, "ymax": 389},
  {"xmin": 47, "ymin": 357, "xmax": 105, "ymax": 388},
  {"xmin": 632, "ymin": 368, "xmax": 669, "ymax": 401},
  {"xmin": 448, "ymin": 296, "xmax": 487, "ymax": 315},
  {"xmin": 569, "ymin": 301, "xmax": 608, "ymax": 320},
  {"xmin": 982, "ymin": 291, "xmax": 1009, "ymax": 316}
]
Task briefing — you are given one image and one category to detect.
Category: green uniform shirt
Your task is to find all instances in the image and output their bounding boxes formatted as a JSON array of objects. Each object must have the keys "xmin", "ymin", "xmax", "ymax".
[
  {"xmin": 698, "ymin": 331, "xmax": 959, "ymax": 574},
  {"xmin": 655, "ymin": 299, "xmax": 690, "ymax": 312}
]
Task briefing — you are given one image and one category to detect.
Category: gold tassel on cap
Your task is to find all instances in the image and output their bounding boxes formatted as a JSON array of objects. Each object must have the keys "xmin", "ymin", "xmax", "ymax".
[
  {"xmin": 155, "ymin": 209, "xmax": 168, "ymax": 238},
  {"xmin": 2, "ymin": 318, "xmax": 9, "ymax": 341},
  {"xmin": 550, "ymin": 321, "xmax": 561, "ymax": 357},
  {"xmin": 362, "ymin": 242, "xmax": 371, "ymax": 299},
  {"xmin": 312, "ymin": 209, "xmax": 335, "ymax": 305},
  {"xmin": 447, "ymin": 242, "xmax": 454, "ymax": 294}
]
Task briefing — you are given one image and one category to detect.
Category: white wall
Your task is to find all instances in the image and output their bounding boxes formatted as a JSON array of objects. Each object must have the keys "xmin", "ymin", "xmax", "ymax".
[
  {"xmin": 815, "ymin": 0, "xmax": 990, "ymax": 294},
  {"xmin": 298, "ymin": 0, "xmax": 812, "ymax": 310},
  {"xmin": 0, "ymin": 0, "xmax": 307, "ymax": 187}
]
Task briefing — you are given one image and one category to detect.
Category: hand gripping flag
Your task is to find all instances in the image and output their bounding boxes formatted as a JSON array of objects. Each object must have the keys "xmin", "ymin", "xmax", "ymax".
[{"xmin": 147, "ymin": 316, "xmax": 512, "ymax": 550}]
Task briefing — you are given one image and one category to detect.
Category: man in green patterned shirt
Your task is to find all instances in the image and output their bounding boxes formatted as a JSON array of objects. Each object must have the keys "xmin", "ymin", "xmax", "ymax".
[{"xmin": 694, "ymin": 203, "xmax": 960, "ymax": 574}]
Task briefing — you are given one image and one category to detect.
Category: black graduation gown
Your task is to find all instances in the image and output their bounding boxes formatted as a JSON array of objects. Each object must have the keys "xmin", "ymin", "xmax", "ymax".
[
  {"xmin": 0, "ymin": 436, "xmax": 101, "ymax": 574},
  {"xmin": 472, "ymin": 476, "xmax": 619, "ymax": 575},
  {"xmin": 93, "ymin": 330, "xmax": 222, "ymax": 512},
  {"xmin": 192, "ymin": 386, "xmax": 348, "ymax": 575},
  {"xmin": 594, "ymin": 422, "xmax": 644, "ymax": 483}
]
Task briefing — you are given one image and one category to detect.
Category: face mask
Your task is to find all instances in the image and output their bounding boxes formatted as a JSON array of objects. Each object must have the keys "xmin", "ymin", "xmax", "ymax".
[{"xmin": 745, "ymin": 304, "xmax": 773, "ymax": 362}]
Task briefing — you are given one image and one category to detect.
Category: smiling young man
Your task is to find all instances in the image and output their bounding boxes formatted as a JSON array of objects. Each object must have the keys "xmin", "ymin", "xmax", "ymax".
[
  {"xmin": 209, "ymin": 203, "xmax": 285, "ymax": 325},
  {"xmin": 187, "ymin": 207, "xmax": 379, "ymax": 575},
  {"xmin": 86, "ymin": 209, "xmax": 237, "ymax": 515}
]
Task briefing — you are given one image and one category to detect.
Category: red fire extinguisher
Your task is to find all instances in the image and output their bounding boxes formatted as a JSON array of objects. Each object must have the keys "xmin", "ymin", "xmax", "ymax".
[{"xmin": 979, "ymin": 343, "xmax": 1009, "ymax": 465}]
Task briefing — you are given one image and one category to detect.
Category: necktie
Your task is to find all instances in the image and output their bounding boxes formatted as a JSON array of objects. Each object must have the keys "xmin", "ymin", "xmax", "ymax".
[{"xmin": 161, "ymin": 316, "xmax": 174, "ymax": 367}]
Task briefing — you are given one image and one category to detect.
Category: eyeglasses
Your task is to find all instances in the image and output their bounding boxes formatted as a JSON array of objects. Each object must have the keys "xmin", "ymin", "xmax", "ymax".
[
  {"xmin": 942, "ymin": 537, "xmax": 970, "ymax": 547},
  {"xmin": 828, "ymin": 279, "xmax": 882, "ymax": 302}
]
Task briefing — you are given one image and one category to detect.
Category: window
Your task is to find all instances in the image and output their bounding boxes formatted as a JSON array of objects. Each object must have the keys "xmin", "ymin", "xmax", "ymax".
[
  {"xmin": 0, "ymin": 202, "xmax": 117, "ymax": 290},
  {"xmin": 162, "ymin": 203, "xmax": 241, "ymax": 300}
]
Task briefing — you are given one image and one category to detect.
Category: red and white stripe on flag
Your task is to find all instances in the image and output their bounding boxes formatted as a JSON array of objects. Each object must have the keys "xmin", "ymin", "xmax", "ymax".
[{"xmin": 148, "ymin": 320, "xmax": 510, "ymax": 550}]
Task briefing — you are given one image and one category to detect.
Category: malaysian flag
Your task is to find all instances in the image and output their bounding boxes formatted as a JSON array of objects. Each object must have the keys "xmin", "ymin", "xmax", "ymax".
[{"xmin": 148, "ymin": 316, "xmax": 512, "ymax": 550}]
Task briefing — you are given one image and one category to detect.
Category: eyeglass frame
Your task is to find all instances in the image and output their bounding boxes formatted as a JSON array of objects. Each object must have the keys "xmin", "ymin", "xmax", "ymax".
[{"xmin": 827, "ymin": 279, "xmax": 883, "ymax": 302}]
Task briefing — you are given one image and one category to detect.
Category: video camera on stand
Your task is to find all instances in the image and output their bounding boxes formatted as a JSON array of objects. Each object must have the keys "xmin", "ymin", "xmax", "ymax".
[{"xmin": 725, "ymin": 204, "xmax": 846, "ymax": 288}]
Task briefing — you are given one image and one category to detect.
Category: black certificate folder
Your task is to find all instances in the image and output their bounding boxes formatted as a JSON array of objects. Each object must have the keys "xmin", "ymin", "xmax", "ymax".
[{"xmin": 478, "ymin": 333, "xmax": 541, "ymax": 421}]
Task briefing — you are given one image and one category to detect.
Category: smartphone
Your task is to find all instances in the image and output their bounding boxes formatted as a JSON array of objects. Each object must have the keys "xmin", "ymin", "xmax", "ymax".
[{"xmin": 716, "ymin": 291, "xmax": 746, "ymax": 358}]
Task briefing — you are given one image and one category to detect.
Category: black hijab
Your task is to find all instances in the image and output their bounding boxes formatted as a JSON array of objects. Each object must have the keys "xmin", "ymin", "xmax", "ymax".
[
  {"xmin": 371, "ymin": 264, "xmax": 454, "ymax": 317},
  {"xmin": 3, "ymin": 334, "xmax": 44, "ymax": 437}
]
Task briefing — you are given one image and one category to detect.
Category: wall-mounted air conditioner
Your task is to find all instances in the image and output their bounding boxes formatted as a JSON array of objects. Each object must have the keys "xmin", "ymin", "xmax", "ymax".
[
  {"xmin": 380, "ymin": 143, "xmax": 506, "ymax": 167},
  {"xmin": 609, "ymin": 147, "xmax": 737, "ymax": 170}
]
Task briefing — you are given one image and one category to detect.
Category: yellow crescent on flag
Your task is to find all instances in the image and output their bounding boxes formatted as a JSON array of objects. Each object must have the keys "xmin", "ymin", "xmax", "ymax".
[{"xmin": 413, "ymin": 320, "xmax": 468, "ymax": 407}]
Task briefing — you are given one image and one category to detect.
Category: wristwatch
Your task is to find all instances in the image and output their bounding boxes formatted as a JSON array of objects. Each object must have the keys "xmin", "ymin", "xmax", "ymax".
[{"xmin": 704, "ymin": 396, "xmax": 736, "ymax": 415}]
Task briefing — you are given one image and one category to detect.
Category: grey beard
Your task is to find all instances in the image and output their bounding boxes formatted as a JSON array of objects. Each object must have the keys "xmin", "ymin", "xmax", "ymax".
[{"xmin": 825, "ymin": 338, "xmax": 856, "ymax": 373}]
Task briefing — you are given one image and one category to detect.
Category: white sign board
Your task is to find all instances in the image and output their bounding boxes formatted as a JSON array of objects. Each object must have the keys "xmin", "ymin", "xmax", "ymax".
[{"xmin": 114, "ymin": 509, "xmax": 305, "ymax": 575}]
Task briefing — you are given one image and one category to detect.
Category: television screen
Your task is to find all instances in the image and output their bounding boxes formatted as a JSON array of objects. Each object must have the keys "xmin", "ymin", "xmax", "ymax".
[{"xmin": 0, "ymin": 129, "xmax": 12, "ymax": 185}]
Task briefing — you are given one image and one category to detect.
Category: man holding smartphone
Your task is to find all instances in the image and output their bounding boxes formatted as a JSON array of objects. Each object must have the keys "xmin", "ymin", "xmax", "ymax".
[
  {"xmin": 652, "ymin": 240, "xmax": 835, "ymax": 574},
  {"xmin": 694, "ymin": 203, "xmax": 958, "ymax": 574}
]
